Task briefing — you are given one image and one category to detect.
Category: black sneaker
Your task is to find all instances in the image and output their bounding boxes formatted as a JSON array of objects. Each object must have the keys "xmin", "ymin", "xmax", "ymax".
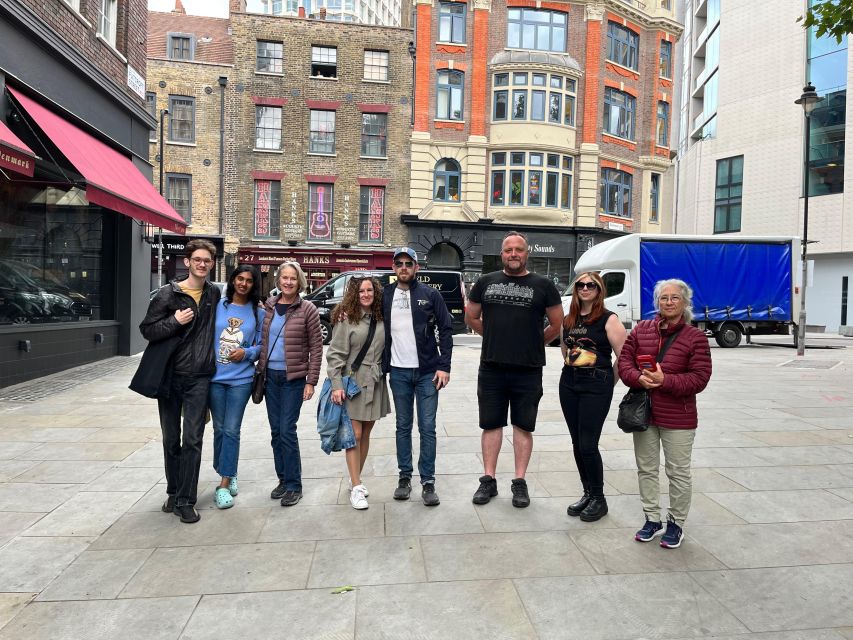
[
  {"xmin": 161, "ymin": 495, "xmax": 175, "ymax": 513},
  {"xmin": 472, "ymin": 475, "xmax": 498, "ymax": 505},
  {"xmin": 270, "ymin": 482, "xmax": 287, "ymax": 500},
  {"xmin": 422, "ymin": 483, "xmax": 440, "ymax": 507},
  {"xmin": 393, "ymin": 477, "xmax": 412, "ymax": 501},
  {"xmin": 511, "ymin": 478, "xmax": 530, "ymax": 508},
  {"xmin": 280, "ymin": 490, "xmax": 303, "ymax": 507},
  {"xmin": 174, "ymin": 504, "xmax": 200, "ymax": 524}
]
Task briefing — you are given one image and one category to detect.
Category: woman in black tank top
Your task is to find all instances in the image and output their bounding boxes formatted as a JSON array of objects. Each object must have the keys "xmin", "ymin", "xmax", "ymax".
[{"xmin": 559, "ymin": 271, "xmax": 626, "ymax": 522}]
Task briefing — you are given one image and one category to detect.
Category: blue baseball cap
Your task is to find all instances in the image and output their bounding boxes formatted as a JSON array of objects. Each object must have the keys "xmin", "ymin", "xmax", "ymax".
[{"xmin": 393, "ymin": 247, "xmax": 418, "ymax": 263}]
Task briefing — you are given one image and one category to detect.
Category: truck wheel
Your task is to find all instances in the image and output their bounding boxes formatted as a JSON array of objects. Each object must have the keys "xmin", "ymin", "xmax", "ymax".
[
  {"xmin": 714, "ymin": 323, "xmax": 742, "ymax": 348},
  {"xmin": 320, "ymin": 319, "xmax": 332, "ymax": 345}
]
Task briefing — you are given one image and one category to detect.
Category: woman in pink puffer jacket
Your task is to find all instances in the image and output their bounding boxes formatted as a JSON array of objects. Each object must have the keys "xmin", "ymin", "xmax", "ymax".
[{"xmin": 617, "ymin": 278, "xmax": 712, "ymax": 549}]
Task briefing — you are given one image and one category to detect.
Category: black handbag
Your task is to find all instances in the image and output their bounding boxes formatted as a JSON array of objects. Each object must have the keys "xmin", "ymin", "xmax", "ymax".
[
  {"xmin": 617, "ymin": 327, "xmax": 682, "ymax": 433},
  {"xmin": 252, "ymin": 308, "xmax": 283, "ymax": 405}
]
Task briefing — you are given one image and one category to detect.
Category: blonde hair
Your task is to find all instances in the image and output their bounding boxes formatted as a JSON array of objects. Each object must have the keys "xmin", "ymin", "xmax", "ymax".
[{"xmin": 276, "ymin": 261, "xmax": 308, "ymax": 294}]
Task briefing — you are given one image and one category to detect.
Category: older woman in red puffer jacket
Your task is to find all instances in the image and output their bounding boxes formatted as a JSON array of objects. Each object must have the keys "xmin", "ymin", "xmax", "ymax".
[{"xmin": 617, "ymin": 278, "xmax": 712, "ymax": 550}]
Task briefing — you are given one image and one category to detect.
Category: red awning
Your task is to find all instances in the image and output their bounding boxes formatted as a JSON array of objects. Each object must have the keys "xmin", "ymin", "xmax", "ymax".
[
  {"xmin": 0, "ymin": 119, "xmax": 36, "ymax": 177},
  {"xmin": 8, "ymin": 87, "xmax": 186, "ymax": 234}
]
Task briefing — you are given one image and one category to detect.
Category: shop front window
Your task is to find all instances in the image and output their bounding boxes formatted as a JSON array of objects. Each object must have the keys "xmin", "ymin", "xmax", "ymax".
[{"xmin": 0, "ymin": 180, "xmax": 110, "ymax": 326}]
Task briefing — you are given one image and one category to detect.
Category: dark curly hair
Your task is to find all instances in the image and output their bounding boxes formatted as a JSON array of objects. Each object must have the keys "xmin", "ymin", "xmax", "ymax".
[
  {"xmin": 331, "ymin": 276, "xmax": 383, "ymax": 325},
  {"xmin": 225, "ymin": 264, "xmax": 262, "ymax": 308}
]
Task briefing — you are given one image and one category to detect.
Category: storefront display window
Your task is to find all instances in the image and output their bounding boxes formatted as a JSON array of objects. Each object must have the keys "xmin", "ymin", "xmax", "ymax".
[{"xmin": 0, "ymin": 179, "xmax": 112, "ymax": 326}]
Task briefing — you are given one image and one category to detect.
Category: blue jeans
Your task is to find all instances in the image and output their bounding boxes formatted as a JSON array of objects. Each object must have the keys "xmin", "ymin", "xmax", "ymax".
[
  {"xmin": 209, "ymin": 381, "xmax": 252, "ymax": 479},
  {"xmin": 389, "ymin": 366, "xmax": 439, "ymax": 484},
  {"xmin": 265, "ymin": 370, "xmax": 306, "ymax": 492}
]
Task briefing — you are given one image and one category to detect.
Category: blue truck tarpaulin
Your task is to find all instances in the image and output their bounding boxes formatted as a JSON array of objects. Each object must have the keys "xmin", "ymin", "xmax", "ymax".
[{"xmin": 639, "ymin": 240, "xmax": 793, "ymax": 322}]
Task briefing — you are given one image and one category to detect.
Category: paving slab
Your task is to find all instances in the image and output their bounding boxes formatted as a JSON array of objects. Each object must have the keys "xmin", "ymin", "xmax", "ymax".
[
  {"xmin": 179, "ymin": 589, "xmax": 354, "ymax": 640},
  {"xmin": 0, "ymin": 537, "xmax": 93, "ymax": 592},
  {"xmin": 385, "ymin": 498, "xmax": 484, "ymax": 536},
  {"xmin": 715, "ymin": 465, "xmax": 853, "ymax": 491},
  {"xmin": 688, "ymin": 520, "xmax": 853, "ymax": 569},
  {"xmin": 0, "ymin": 443, "xmax": 38, "ymax": 461},
  {"xmin": 691, "ymin": 564, "xmax": 853, "ymax": 632},
  {"xmin": 91, "ymin": 507, "xmax": 270, "ymax": 550},
  {"xmin": 11, "ymin": 461, "xmax": 115, "ymax": 484},
  {"xmin": 0, "ymin": 512, "xmax": 44, "ymax": 547},
  {"xmin": 308, "ymin": 536, "xmax": 424, "ymax": 588},
  {"xmin": 705, "ymin": 489, "xmax": 853, "ymax": 523},
  {"xmin": 356, "ymin": 579, "xmax": 537, "ymax": 640},
  {"xmin": 257, "ymin": 503, "xmax": 385, "ymax": 542},
  {"xmin": 0, "ymin": 483, "xmax": 79, "ymax": 513},
  {"xmin": 16, "ymin": 442, "xmax": 140, "ymax": 462},
  {"xmin": 422, "ymin": 531, "xmax": 595, "ymax": 581},
  {"xmin": 514, "ymin": 573, "xmax": 748, "ymax": 640},
  {"xmin": 0, "ymin": 594, "xmax": 34, "ymax": 633},
  {"xmin": 0, "ymin": 596, "xmax": 198, "ymax": 640},
  {"xmin": 37, "ymin": 548, "xmax": 154, "ymax": 601},
  {"xmin": 569, "ymin": 527, "xmax": 727, "ymax": 573},
  {"xmin": 22, "ymin": 490, "xmax": 142, "ymax": 537},
  {"xmin": 120, "ymin": 541, "xmax": 314, "ymax": 597},
  {"xmin": 83, "ymin": 466, "xmax": 164, "ymax": 492},
  {"xmin": 0, "ymin": 427, "xmax": 99, "ymax": 443}
]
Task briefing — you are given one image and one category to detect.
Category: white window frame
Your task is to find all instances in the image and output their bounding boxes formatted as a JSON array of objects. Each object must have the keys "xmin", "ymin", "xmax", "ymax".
[{"xmin": 97, "ymin": 0, "xmax": 118, "ymax": 46}]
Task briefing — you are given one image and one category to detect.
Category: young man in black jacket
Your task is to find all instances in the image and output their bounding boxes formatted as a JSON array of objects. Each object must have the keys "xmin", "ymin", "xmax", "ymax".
[
  {"xmin": 139, "ymin": 239, "xmax": 220, "ymax": 523},
  {"xmin": 382, "ymin": 247, "xmax": 453, "ymax": 506}
]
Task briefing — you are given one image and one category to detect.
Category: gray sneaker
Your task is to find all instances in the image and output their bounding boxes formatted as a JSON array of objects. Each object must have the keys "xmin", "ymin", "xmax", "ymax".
[
  {"xmin": 422, "ymin": 483, "xmax": 440, "ymax": 507},
  {"xmin": 393, "ymin": 477, "xmax": 412, "ymax": 500}
]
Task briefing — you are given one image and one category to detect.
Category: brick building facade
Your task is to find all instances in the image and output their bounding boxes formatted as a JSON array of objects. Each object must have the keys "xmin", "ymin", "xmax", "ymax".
[
  {"xmin": 146, "ymin": 8, "xmax": 234, "ymax": 285},
  {"xmin": 406, "ymin": 0, "xmax": 681, "ymax": 288},
  {"xmin": 1, "ymin": 0, "xmax": 178, "ymax": 387},
  {"xmin": 229, "ymin": 9, "xmax": 414, "ymax": 291}
]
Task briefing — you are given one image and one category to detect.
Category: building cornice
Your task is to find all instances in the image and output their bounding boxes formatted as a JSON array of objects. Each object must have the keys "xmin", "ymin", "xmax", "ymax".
[
  {"xmin": 599, "ymin": 0, "xmax": 684, "ymax": 38},
  {"xmin": 0, "ymin": 0, "xmax": 155, "ymax": 128}
]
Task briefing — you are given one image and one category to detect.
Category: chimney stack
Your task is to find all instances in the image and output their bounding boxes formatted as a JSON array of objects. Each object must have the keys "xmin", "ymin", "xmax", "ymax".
[
  {"xmin": 174, "ymin": 0, "xmax": 186, "ymax": 13},
  {"xmin": 298, "ymin": 0, "xmax": 306, "ymax": 18},
  {"xmin": 319, "ymin": 6, "xmax": 327, "ymax": 19}
]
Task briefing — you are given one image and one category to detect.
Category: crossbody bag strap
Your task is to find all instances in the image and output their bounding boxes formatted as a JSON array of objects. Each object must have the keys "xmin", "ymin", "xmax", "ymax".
[
  {"xmin": 261, "ymin": 308, "xmax": 286, "ymax": 372},
  {"xmin": 656, "ymin": 325, "xmax": 684, "ymax": 363},
  {"xmin": 350, "ymin": 314, "xmax": 377, "ymax": 373}
]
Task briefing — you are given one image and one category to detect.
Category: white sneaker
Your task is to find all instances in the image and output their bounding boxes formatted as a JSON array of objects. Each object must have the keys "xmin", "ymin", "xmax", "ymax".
[
  {"xmin": 350, "ymin": 485, "xmax": 369, "ymax": 510},
  {"xmin": 349, "ymin": 480, "xmax": 369, "ymax": 497}
]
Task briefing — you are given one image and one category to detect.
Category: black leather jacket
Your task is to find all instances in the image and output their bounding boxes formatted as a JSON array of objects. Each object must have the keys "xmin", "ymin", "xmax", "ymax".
[{"xmin": 139, "ymin": 278, "xmax": 220, "ymax": 376}]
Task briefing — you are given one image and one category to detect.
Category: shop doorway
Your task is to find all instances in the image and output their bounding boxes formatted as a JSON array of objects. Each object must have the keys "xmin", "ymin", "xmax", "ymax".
[{"xmin": 427, "ymin": 242, "xmax": 462, "ymax": 270}]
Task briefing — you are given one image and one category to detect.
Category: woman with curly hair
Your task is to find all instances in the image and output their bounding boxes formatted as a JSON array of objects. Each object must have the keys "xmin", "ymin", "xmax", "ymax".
[{"xmin": 326, "ymin": 276, "xmax": 390, "ymax": 509}]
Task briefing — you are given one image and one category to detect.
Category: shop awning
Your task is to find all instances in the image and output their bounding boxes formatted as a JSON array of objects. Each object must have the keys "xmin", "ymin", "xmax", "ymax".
[
  {"xmin": 0, "ymin": 119, "xmax": 36, "ymax": 177},
  {"xmin": 8, "ymin": 87, "xmax": 186, "ymax": 234}
]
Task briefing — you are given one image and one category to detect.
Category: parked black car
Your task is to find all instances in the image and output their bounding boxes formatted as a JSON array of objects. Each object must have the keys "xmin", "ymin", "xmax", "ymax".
[
  {"xmin": 0, "ymin": 260, "xmax": 92, "ymax": 324},
  {"xmin": 304, "ymin": 270, "xmax": 467, "ymax": 344}
]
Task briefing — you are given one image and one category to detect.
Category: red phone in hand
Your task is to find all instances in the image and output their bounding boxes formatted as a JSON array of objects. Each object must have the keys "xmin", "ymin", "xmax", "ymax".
[{"xmin": 636, "ymin": 355, "xmax": 657, "ymax": 372}]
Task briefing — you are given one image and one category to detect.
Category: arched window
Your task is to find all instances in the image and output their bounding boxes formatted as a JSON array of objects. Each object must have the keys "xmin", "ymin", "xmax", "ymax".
[
  {"xmin": 436, "ymin": 70, "xmax": 464, "ymax": 121},
  {"xmin": 427, "ymin": 242, "xmax": 462, "ymax": 269},
  {"xmin": 434, "ymin": 158, "xmax": 461, "ymax": 201}
]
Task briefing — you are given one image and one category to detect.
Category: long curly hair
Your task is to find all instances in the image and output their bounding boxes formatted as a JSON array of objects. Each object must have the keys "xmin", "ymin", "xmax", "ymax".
[
  {"xmin": 563, "ymin": 271, "xmax": 608, "ymax": 329},
  {"xmin": 330, "ymin": 276, "xmax": 384, "ymax": 325}
]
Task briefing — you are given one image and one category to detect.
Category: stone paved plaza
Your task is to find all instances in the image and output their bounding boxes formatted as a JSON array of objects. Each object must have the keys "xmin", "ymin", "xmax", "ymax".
[{"xmin": 1, "ymin": 335, "xmax": 853, "ymax": 639}]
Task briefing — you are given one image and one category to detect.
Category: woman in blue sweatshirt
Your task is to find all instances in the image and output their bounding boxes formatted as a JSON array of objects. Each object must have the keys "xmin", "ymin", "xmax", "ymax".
[{"xmin": 209, "ymin": 265, "xmax": 262, "ymax": 509}]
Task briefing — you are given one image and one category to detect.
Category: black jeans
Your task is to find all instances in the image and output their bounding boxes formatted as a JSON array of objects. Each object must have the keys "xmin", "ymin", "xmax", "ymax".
[
  {"xmin": 157, "ymin": 374, "xmax": 210, "ymax": 507},
  {"xmin": 558, "ymin": 367, "xmax": 614, "ymax": 496}
]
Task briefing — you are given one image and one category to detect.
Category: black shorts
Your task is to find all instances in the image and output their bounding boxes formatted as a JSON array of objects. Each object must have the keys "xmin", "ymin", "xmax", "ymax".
[{"xmin": 477, "ymin": 363, "xmax": 543, "ymax": 432}]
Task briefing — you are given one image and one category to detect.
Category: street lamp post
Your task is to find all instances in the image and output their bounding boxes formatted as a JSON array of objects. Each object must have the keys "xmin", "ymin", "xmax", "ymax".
[
  {"xmin": 157, "ymin": 107, "xmax": 169, "ymax": 288},
  {"xmin": 407, "ymin": 41, "xmax": 416, "ymax": 127},
  {"xmin": 794, "ymin": 83, "xmax": 820, "ymax": 356}
]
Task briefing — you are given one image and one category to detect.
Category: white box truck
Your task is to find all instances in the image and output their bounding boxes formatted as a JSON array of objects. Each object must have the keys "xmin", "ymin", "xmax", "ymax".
[{"xmin": 571, "ymin": 234, "xmax": 801, "ymax": 348}]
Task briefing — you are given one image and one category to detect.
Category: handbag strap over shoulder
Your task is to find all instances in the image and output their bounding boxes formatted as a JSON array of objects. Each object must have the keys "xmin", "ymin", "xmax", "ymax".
[
  {"xmin": 656, "ymin": 325, "xmax": 683, "ymax": 363},
  {"xmin": 351, "ymin": 314, "xmax": 377, "ymax": 373}
]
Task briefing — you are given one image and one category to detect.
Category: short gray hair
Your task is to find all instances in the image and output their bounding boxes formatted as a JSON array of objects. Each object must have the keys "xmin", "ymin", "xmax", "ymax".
[
  {"xmin": 653, "ymin": 278, "xmax": 694, "ymax": 322},
  {"xmin": 276, "ymin": 261, "xmax": 308, "ymax": 294}
]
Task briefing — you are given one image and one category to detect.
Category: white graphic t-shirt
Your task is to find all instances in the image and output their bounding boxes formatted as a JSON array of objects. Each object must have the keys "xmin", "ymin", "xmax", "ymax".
[{"xmin": 390, "ymin": 287, "xmax": 420, "ymax": 368}]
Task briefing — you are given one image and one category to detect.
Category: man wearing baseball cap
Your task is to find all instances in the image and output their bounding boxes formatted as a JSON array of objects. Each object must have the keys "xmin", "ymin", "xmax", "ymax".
[{"xmin": 382, "ymin": 247, "xmax": 453, "ymax": 506}]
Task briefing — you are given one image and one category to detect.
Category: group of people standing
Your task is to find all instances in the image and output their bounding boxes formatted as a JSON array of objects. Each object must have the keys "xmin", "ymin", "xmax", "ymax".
[{"xmin": 137, "ymin": 232, "xmax": 712, "ymax": 550}]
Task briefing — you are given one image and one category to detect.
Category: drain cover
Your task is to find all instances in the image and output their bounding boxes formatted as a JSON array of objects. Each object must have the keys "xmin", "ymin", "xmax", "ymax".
[{"xmin": 779, "ymin": 359, "xmax": 841, "ymax": 370}]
